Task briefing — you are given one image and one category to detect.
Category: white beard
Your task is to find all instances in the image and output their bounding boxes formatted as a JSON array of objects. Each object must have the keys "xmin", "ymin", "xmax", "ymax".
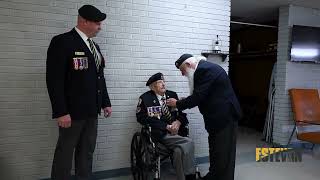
[{"xmin": 186, "ymin": 68, "xmax": 195, "ymax": 95}]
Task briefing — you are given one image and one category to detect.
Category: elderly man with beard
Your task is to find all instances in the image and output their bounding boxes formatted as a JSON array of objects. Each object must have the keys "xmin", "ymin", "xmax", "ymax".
[
  {"xmin": 166, "ymin": 54, "xmax": 242, "ymax": 180},
  {"xmin": 136, "ymin": 72, "xmax": 197, "ymax": 180}
]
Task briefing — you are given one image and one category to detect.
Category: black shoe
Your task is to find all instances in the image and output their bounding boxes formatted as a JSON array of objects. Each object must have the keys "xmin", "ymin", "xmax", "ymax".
[
  {"xmin": 202, "ymin": 172, "xmax": 214, "ymax": 180},
  {"xmin": 185, "ymin": 174, "xmax": 196, "ymax": 180},
  {"xmin": 195, "ymin": 171, "xmax": 203, "ymax": 179}
]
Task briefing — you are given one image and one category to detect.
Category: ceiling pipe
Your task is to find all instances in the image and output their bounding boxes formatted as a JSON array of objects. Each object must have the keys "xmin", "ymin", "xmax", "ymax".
[{"xmin": 231, "ymin": 20, "xmax": 278, "ymax": 28}]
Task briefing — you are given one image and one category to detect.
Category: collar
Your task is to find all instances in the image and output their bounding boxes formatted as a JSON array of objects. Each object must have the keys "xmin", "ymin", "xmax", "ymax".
[
  {"xmin": 195, "ymin": 59, "xmax": 200, "ymax": 70},
  {"xmin": 156, "ymin": 93, "xmax": 166, "ymax": 101},
  {"xmin": 75, "ymin": 27, "xmax": 90, "ymax": 43}
]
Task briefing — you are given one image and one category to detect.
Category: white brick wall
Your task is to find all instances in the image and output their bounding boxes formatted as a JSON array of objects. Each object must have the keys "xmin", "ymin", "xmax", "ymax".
[
  {"xmin": 273, "ymin": 5, "xmax": 320, "ymax": 145},
  {"xmin": 0, "ymin": 0, "xmax": 231, "ymax": 179}
]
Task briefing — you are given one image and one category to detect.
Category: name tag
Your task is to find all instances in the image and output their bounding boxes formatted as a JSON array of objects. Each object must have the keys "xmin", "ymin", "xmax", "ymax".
[{"xmin": 75, "ymin": 51, "xmax": 85, "ymax": 56}]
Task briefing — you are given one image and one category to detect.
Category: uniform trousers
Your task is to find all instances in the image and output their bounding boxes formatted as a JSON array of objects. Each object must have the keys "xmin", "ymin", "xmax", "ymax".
[
  {"xmin": 159, "ymin": 134, "xmax": 195, "ymax": 180},
  {"xmin": 51, "ymin": 117, "xmax": 97, "ymax": 180},
  {"xmin": 206, "ymin": 120, "xmax": 238, "ymax": 180}
]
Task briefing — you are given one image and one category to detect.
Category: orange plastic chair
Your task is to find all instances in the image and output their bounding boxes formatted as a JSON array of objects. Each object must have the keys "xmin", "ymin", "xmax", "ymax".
[{"xmin": 288, "ymin": 88, "xmax": 320, "ymax": 147}]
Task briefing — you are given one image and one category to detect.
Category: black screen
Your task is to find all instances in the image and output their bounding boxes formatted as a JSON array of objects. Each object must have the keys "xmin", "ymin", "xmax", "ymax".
[{"xmin": 290, "ymin": 25, "xmax": 320, "ymax": 63}]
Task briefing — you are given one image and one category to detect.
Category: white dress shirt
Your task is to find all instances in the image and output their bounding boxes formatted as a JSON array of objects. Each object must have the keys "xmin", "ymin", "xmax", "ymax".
[{"xmin": 75, "ymin": 27, "xmax": 102, "ymax": 61}]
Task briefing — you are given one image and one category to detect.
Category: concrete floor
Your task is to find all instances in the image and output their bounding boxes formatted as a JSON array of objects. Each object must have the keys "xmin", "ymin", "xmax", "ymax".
[{"xmin": 102, "ymin": 127, "xmax": 320, "ymax": 180}]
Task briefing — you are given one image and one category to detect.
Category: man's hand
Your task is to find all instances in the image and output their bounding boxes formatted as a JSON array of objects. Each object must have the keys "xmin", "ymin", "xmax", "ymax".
[
  {"xmin": 166, "ymin": 120, "xmax": 181, "ymax": 135},
  {"xmin": 166, "ymin": 124, "xmax": 174, "ymax": 134},
  {"xmin": 57, "ymin": 114, "xmax": 71, "ymax": 128},
  {"xmin": 103, "ymin": 107, "xmax": 112, "ymax": 118},
  {"xmin": 171, "ymin": 120, "xmax": 181, "ymax": 134},
  {"xmin": 166, "ymin": 98, "xmax": 177, "ymax": 108}
]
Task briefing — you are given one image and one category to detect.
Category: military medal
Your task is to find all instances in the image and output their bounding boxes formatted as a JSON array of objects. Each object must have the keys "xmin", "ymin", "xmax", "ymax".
[
  {"xmin": 147, "ymin": 106, "xmax": 162, "ymax": 119},
  {"xmin": 79, "ymin": 58, "xmax": 84, "ymax": 70},
  {"xmin": 83, "ymin": 57, "xmax": 88, "ymax": 69},
  {"xmin": 73, "ymin": 58, "xmax": 79, "ymax": 70},
  {"xmin": 147, "ymin": 107, "xmax": 154, "ymax": 117}
]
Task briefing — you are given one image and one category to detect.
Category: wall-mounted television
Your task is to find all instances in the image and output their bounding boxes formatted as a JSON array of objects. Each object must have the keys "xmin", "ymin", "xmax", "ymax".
[{"xmin": 290, "ymin": 25, "xmax": 320, "ymax": 63}]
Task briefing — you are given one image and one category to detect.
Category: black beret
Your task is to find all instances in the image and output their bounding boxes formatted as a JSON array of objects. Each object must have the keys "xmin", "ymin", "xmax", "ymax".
[
  {"xmin": 78, "ymin": 5, "xmax": 106, "ymax": 22},
  {"xmin": 175, "ymin": 54, "xmax": 193, "ymax": 69},
  {"xmin": 146, "ymin": 72, "xmax": 164, "ymax": 86}
]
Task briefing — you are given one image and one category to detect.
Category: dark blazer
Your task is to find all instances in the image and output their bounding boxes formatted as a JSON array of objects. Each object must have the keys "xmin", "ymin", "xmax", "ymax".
[
  {"xmin": 136, "ymin": 90, "xmax": 188, "ymax": 140},
  {"xmin": 177, "ymin": 60, "xmax": 242, "ymax": 132},
  {"xmin": 46, "ymin": 28, "xmax": 111, "ymax": 120}
]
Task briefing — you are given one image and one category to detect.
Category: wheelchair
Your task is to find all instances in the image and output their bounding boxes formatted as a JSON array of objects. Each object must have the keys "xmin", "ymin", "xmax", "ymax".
[{"xmin": 130, "ymin": 125, "xmax": 202, "ymax": 180}]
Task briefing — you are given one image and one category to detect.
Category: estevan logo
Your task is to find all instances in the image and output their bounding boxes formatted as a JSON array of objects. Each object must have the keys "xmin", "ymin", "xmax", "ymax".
[{"xmin": 256, "ymin": 147, "xmax": 302, "ymax": 162}]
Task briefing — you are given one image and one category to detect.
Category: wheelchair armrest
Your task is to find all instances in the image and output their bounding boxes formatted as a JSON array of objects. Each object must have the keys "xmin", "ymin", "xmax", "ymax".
[
  {"xmin": 141, "ymin": 124, "xmax": 157, "ymax": 148},
  {"xmin": 141, "ymin": 124, "xmax": 152, "ymax": 135}
]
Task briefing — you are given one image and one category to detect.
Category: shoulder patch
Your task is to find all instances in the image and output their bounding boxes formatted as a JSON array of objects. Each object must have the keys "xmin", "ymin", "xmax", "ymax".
[{"xmin": 136, "ymin": 98, "xmax": 142, "ymax": 113}]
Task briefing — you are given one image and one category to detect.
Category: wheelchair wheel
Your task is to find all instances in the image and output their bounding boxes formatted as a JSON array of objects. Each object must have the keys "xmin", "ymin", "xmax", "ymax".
[
  {"xmin": 131, "ymin": 132, "xmax": 143, "ymax": 180},
  {"xmin": 131, "ymin": 132, "xmax": 156, "ymax": 180}
]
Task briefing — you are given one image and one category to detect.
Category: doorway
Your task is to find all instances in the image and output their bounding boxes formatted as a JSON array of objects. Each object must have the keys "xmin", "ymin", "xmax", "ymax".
[{"xmin": 229, "ymin": 23, "xmax": 278, "ymax": 132}]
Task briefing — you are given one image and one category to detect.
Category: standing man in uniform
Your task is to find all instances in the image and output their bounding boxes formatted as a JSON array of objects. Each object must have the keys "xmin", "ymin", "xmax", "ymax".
[
  {"xmin": 46, "ymin": 5, "xmax": 112, "ymax": 180},
  {"xmin": 136, "ymin": 72, "xmax": 197, "ymax": 180},
  {"xmin": 167, "ymin": 54, "xmax": 242, "ymax": 180}
]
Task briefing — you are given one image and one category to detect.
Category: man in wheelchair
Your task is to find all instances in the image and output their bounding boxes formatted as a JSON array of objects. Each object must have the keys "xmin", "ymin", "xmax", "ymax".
[{"xmin": 135, "ymin": 72, "xmax": 197, "ymax": 180}]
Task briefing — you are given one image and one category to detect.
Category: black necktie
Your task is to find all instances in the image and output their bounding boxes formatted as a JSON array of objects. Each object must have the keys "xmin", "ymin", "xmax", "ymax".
[
  {"xmin": 161, "ymin": 96, "xmax": 172, "ymax": 122},
  {"xmin": 87, "ymin": 39, "xmax": 101, "ymax": 70}
]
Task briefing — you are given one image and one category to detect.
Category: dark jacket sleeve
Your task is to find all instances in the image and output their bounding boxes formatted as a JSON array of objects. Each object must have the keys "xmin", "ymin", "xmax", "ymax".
[
  {"xmin": 176, "ymin": 111, "xmax": 188, "ymax": 127},
  {"xmin": 176, "ymin": 68, "xmax": 220, "ymax": 111},
  {"xmin": 46, "ymin": 36, "xmax": 68, "ymax": 119},
  {"xmin": 96, "ymin": 43, "xmax": 111, "ymax": 108},
  {"xmin": 170, "ymin": 91, "xmax": 188, "ymax": 126},
  {"xmin": 136, "ymin": 98, "xmax": 167, "ymax": 131},
  {"xmin": 101, "ymin": 75, "xmax": 111, "ymax": 108}
]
